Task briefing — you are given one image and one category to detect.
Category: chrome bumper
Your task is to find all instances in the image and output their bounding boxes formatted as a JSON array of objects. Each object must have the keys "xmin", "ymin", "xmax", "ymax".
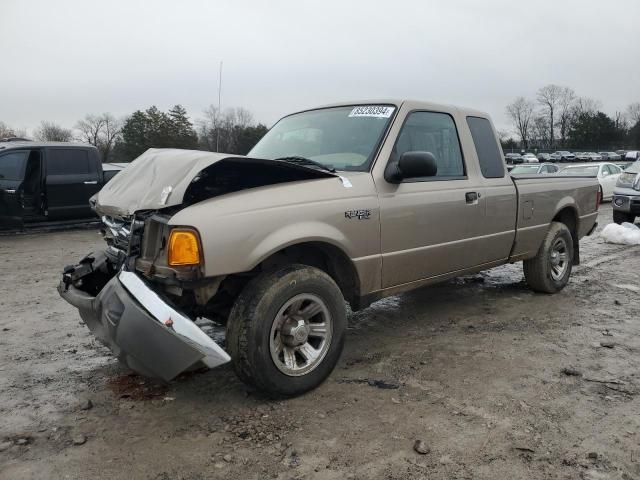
[{"xmin": 612, "ymin": 193, "xmax": 640, "ymax": 214}]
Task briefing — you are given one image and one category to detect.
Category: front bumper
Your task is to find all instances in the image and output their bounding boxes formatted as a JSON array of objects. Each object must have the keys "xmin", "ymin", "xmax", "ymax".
[
  {"xmin": 612, "ymin": 193, "xmax": 640, "ymax": 214},
  {"xmin": 58, "ymin": 267, "xmax": 230, "ymax": 381}
]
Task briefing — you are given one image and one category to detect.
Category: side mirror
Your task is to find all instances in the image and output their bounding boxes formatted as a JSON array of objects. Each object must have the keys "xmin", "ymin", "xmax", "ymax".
[{"xmin": 385, "ymin": 151, "xmax": 438, "ymax": 184}]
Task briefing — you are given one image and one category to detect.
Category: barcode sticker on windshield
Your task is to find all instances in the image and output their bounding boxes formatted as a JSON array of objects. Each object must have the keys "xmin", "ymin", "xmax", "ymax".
[{"xmin": 349, "ymin": 106, "xmax": 395, "ymax": 118}]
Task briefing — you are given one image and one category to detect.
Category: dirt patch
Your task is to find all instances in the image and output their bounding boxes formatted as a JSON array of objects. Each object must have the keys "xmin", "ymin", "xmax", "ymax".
[{"xmin": 106, "ymin": 373, "xmax": 169, "ymax": 401}]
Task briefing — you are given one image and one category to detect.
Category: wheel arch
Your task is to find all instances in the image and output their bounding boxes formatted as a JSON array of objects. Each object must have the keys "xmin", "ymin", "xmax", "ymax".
[
  {"xmin": 256, "ymin": 241, "xmax": 361, "ymax": 309},
  {"xmin": 552, "ymin": 206, "xmax": 580, "ymax": 264}
]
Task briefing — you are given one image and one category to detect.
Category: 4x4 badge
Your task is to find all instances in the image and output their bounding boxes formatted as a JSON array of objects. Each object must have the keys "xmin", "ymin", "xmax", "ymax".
[{"xmin": 345, "ymin": 209, "xmax": 371, "ymax": 220}]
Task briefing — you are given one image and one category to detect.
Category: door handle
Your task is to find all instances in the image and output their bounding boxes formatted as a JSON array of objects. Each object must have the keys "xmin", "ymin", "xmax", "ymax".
[
  {"xmin": 465, "ymin": 192, "xmax": 479, "ymax": 204},
  {"xmin": 83, "ymin": 180, "xmax": 98, "ymax": 185}
]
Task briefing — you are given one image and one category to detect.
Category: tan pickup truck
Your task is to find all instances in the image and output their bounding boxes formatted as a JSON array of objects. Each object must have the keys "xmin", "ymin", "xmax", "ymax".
[{"xmin": 59, "ymin": 100, "xmax": 599, "ymax": 396}]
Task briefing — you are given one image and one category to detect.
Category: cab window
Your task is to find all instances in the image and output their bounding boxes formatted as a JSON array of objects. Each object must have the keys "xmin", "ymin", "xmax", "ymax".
[
  {"xmin": 392, "ymin": 111, "xmax": 465, "ymax": 179},
  {"xmin": 46, "ymin": 149, "xmax": 91, "ymax": 175},
  {"xmin": 0, "ymin": 151, "xmax": 29, "ymax": 180},
  {"xmin": 466, "ymin": 116, "xmax": 505, "ymax": 178}
]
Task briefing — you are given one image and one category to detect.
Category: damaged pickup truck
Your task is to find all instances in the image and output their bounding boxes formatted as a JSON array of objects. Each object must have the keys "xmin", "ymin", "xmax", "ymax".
[{"xmin": 59, "ymin": 100, "xmax": 600, "ymax": 396}]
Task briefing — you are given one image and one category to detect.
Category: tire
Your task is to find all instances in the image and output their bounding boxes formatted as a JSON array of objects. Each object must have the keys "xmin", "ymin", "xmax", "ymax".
[
  {"xmin": 613, "ymin": 210, "xmax": 635, "ymax": 225},
  {"xmin": 226, "ymin": 264, "xmax": 347, "ymax": 397},
  {"xmin": 523, "ymin": 222, "xmax": 574, "ymax": 294}
]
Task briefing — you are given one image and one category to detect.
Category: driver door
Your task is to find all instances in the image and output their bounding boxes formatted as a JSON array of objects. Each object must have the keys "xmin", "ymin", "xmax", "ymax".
[
  {"xmin": 0, "ymin": 150, "xmax": 29, "ymax": 225},
  {"xmin": 378, "ymin": 111, "xmax": 488, "ymax": 287}
]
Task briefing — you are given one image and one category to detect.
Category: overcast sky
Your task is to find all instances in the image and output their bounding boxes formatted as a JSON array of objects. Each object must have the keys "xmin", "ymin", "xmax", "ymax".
[{"xmin": 2, "ymin": 0, "xmax": 639, "ymax": 135}]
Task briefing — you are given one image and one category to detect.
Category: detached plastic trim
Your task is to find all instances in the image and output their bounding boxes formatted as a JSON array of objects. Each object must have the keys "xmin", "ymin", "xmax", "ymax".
[{"xmin": 118, "ymin": 271, "xmax": 230, "ymax": 369}]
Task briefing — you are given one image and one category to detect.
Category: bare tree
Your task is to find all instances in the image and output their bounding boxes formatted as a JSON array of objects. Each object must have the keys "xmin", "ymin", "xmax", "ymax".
[
  {"xmin": 34, "ymin": 121, "xmax": 73, "ymax": 142},
  {"xmin": 531, "ymin": 115, "xmax": 550, "ymax": 149},
  {"xmin": 614, "ymin": 111, "xmax": 628, "ymax": 131},
  {"xmin": 0, "ymin": 121, "xmax": 15, "ymax": 139},
  {"xmin": 496, "ymin": 129, "xmax": 512, "ymax": 143},
  {"xmin": 197, "ymin": 105, "xmax": 220, "ymax": 151},
  {"xmin": 0, "ymin": 121, "xmax": 27, "ymax": 139},
  {"xmin": 626, "ymin": 102, "xmax": 640, "ymax": 125},
  {"xmin": 76, "ymin": 113, "xmax": 122, "ymax": 161},
  {"xmin": 506, "ymin": 97, "xmax": 535, "ymax": 148},
  {"xmin": 235, "ymin": 107, "xmax": 254, "ymax": 128},
  {"xmin": 197, "ymin": 105, "xmax": 265, "ymax": 154},
  {"xmin": 572, "ymin": 96, "xmax": 601, "ymax": 117},
  {"xmin": 76, "ymin": 114, "xmax": 106, "ymax": 147},
  {"xmin": 557, "ymin": 87, "xmax": 576, "ymax": 146},
  {"xmin": 536, "ymin": 84, "xmax": 563, "ymax": 148},
  {"xmin": 101, "ymin": 114, "xmax": 122, "ymax": 162}
]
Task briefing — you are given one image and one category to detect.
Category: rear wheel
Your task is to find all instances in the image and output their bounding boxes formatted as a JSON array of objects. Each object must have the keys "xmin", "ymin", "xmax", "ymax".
[
  {"xmin": 226, "ymin": 264, "xmax": 346, "ymax": 396},
  {"xmin": 613, "ymin": 210, "xmax": 636, "ymax": 225},
  {"xmin": 523, "ymin": 222, "xmax": 574, "ymax": 293}
]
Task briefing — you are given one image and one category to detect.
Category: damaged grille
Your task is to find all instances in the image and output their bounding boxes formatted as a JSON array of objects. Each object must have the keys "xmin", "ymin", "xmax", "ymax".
[
  {"xmin": 100, "ymin": 215, "xmax": 146, "ymax": 268},
  {"xmin": 101, "ymin": 215, "xmax": 132, "ymax": 253}
]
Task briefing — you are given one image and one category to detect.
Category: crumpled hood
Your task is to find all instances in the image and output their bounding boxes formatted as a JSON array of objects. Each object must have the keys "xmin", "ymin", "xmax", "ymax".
[{"xmin": 95, "ymin": 148, "xmax": 335, "ymax": 217}]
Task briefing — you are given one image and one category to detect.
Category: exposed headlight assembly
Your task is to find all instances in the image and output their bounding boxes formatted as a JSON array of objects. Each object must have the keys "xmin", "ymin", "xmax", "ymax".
[{"xmin": 617, "ymin": 172, "xmax": 640, "ymax": 190}]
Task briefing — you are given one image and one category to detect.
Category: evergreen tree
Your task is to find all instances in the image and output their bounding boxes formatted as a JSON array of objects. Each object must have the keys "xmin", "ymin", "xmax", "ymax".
[
  {"xmin": 568, "ymin": 111, "xmax": 624, "ymax": 149},
  {"xmin": 116, "ymin": 105, "xmax": 199, "ymax": 161},
  {"xmin": 168, "ymin": 105, "xmax": 198, "ymax": 149},
  {"xmin": 119, "ymin": 110, "xmax": 149, "ymax": 160}
]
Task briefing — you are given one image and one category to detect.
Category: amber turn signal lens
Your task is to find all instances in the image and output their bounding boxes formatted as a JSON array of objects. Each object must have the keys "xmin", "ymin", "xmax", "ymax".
[{"xmin": 168, "ymin": 229, "xmax": 201, "ymax": 266}]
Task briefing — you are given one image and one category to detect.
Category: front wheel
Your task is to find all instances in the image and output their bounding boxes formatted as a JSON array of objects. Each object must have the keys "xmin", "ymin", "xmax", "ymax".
[
  {"xmin": 523, "ymin": 222, "xmax": 574, "ymax": 293},
  {"xmin": 613, "ymin": 210, "xmax": 635, "ymax": 225},
  {"xmin": 226, "ymin": 264, "xmax": 346, "ymax": 397}
]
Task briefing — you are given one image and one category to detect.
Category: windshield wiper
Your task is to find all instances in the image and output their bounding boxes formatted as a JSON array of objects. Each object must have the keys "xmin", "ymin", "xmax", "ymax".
[{"xmin": 274, "ymin": 156, "xmax": 336, "ymax": 173}]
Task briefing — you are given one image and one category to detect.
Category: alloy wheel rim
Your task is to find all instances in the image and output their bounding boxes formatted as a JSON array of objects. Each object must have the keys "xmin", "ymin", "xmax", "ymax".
[
  {"xmin": 269, "ymin": 293, "xmax": 333, "ymax": 376},
  {"xmin": 549, "ymin": 237, "xmax": 569, "ymax": 281}
]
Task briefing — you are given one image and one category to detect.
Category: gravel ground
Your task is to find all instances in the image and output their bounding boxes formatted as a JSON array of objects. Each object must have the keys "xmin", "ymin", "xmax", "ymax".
[{"xmin": 1, "ymin": 205, "xmax": 639, "ymax": 480}]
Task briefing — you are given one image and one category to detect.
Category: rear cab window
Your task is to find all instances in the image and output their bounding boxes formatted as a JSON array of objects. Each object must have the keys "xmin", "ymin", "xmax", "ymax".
[
  {"xmin": 466, "ymin": 117, "xmax": 505, "ymax": 178},
  {"xmin": 46, "ymin": 149, "xmax": 93, "ymax": 176}
]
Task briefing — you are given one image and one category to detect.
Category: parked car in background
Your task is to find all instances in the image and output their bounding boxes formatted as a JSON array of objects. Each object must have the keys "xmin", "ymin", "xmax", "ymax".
[
  {"xmin": 102, "ymin": 162, "xmax": 126, "ymax": 183},
  {"xmin": 504, "ymin": 153, "xmax": 523, "ymax": 164},
  {"xmin": 624, "ymin": 151, "xmax": 640, "ymax": 162},
  {"xmin": 558, "ymin": 162, "xmax": 622, "ymax": 201},
  {"xmin": 58, "ymin": 100, "xmax": 600, "ymax": 396},
  {"xmin": 585, "ymin": 152, "xmax": 603, "ymax": 162},
  {"xmin": 510, "ymin": 163, "xmax": 559, "ymax": 175},
  {"xmin": 550, "ymin": 151, "xmax": 576, "ymax": 162},
  {"xmin": 0, "ymin": 141, "xmax": 112, "ymax": 229},
  {"xmin": 537, "ymin": 153, "xmax": 552, "ymax": 162},
  {"xmin": 599, "ymin": 152, "xmax": 621, "ymax": 161},
  {"xmin": 612, "ymin": 160, "xmax": 640, "ymax": 224},
  {"xmin": 574, "ymin": 152, "xmax": 588, "ymax": 161},
  {"xmin": 616, "ymin": 162, "xmax": 633, "ymax": 170},
  {"xmin": 521, "ymin": 153, "xmax": 539, "ymax": 163}
]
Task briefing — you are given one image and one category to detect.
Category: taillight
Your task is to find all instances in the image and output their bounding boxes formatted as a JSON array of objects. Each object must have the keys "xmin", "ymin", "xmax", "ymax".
[{"xmin": 596, "ymin": 189, "xmax": 601, "ymax": 211}]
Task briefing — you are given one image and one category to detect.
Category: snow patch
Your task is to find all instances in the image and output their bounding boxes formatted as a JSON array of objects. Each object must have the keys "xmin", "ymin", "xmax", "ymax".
[{"xmin": 601, "ymin": 222, "xmax": 640, "ymax": 245}]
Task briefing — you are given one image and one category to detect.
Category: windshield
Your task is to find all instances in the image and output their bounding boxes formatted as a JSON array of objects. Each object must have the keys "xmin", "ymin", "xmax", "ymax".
[
  {"xmin": 0, "ymin": 151, "xmax": 28, "ymax": 180},
  {"xmin": 511, "ymin": 165, "xmax": 540, "ymax": 174},
  {"xmin": 558, "ymin": 166, "xmax": 599, "ymax": 176},
  {"xmin": 248, "ymin": 105, "xmax": 396, "ymax": 171}
]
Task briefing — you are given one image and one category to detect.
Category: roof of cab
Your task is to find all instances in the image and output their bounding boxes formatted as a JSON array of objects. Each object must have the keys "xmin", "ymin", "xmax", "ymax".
[
  {"xmin": 0, "ymin": 140, "xmax": 96, "ymax": 151},
  {"xmin": 288, "ymin": 99, "xmax": 491, "ymax": 120}
]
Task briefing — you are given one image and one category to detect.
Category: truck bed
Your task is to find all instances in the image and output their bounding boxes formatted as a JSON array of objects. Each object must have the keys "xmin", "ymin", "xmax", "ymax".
[{"xmin": 509, "ymin": 175, "xmax": 599, "ymax": 262}]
